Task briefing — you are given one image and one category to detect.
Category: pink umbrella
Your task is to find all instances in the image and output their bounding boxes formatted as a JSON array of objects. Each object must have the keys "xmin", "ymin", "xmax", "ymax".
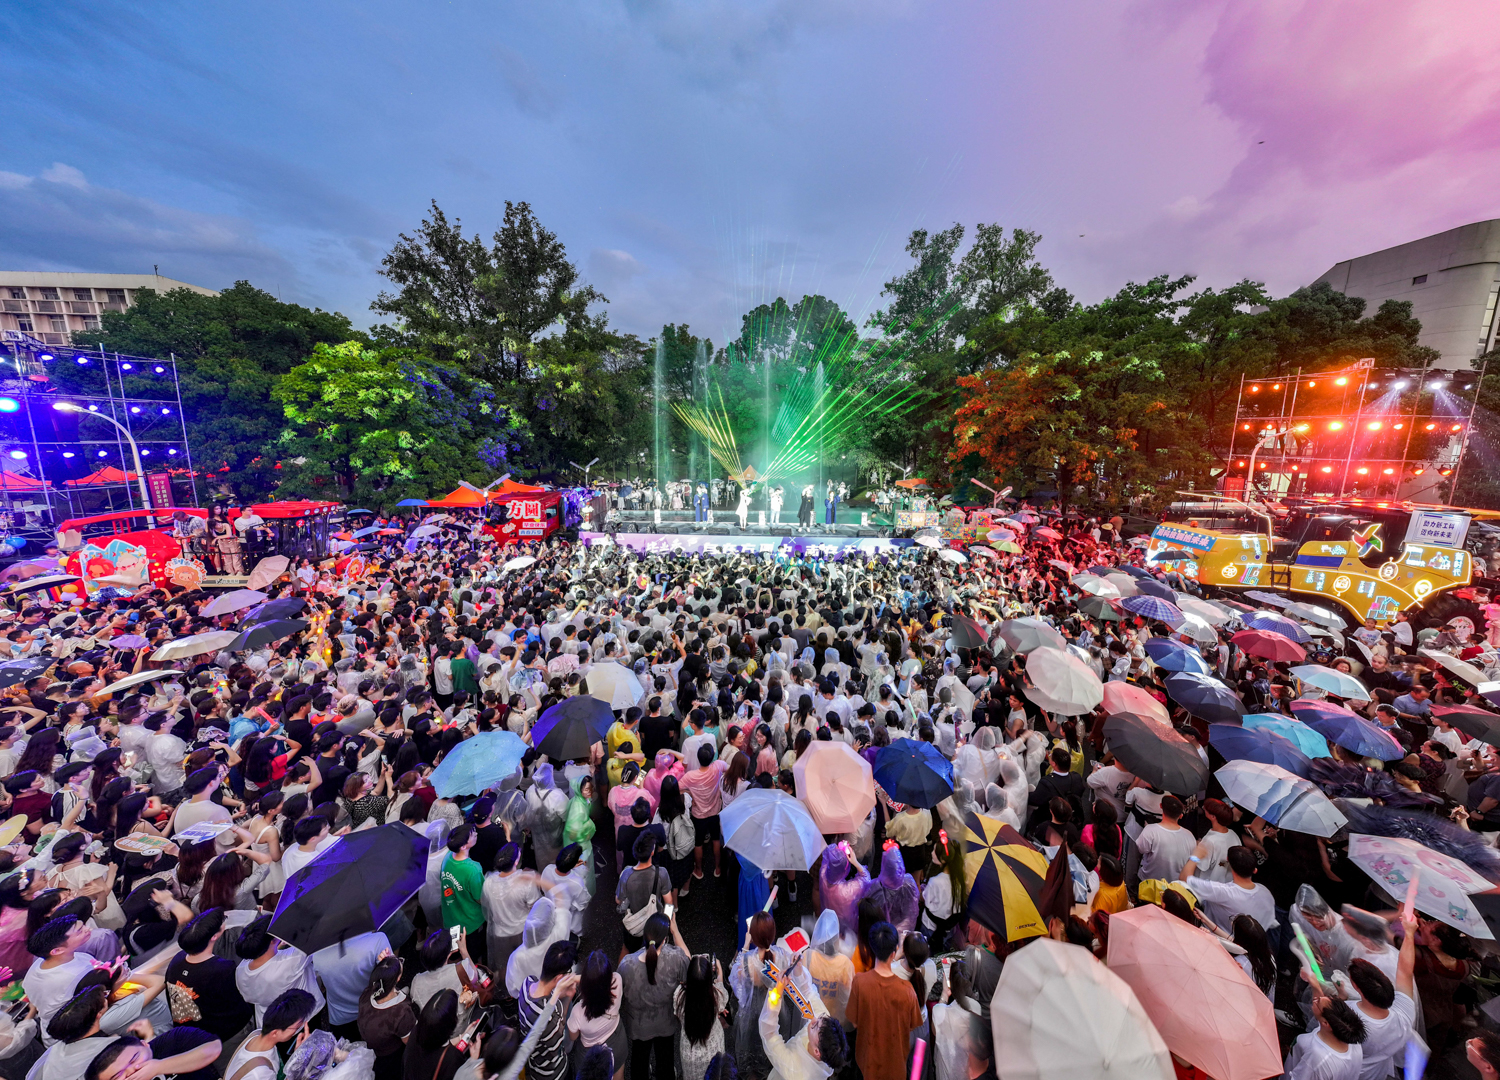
[
  {"xmin": 1106, "ymin": 904, "xmax": 1281, "ymax": 1080},
  {"xmin": 793, "ymin": 741, "xmax": 876, "ymax": 834},
  {"xmin": 1035, "ymin": 526, "xmax": 1063, "ymax": 541},
  {"xmin": 1231, "ymin": 629, "xmax": 1306, "ymax": 663},
  {"xmin": 1101, "ymin": 682, "xmax": 1170, "ymax": 726}
]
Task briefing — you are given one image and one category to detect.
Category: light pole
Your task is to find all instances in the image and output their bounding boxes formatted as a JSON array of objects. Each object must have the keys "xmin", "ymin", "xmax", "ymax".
[
  {"xmin": 569, "ymin": 457, "xmax": 599, "ymax": 488},
  {"xmin": 53, "ymin": 402, "xmax": 156, "ymax": 526}
]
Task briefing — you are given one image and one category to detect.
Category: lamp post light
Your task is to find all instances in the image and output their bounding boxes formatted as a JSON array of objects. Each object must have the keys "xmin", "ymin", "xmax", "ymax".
[
  {"xmin": 52, "ymin": 402, "xmax": 156, "ymax": 525},
  {"xmin": 569, "ymin": 457, "xmax": 600, "ymax": 488}
]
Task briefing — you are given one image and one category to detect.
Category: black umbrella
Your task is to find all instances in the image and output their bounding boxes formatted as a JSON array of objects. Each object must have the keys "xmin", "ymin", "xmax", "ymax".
[
  {"xmin": 1431, "ymin": 705, "xmax": 1500, "ymax": 749},
  {"xmin": 532, "ymin": 695, "xmax": 614, "ymax": 759},
  {"xmin": 0, "ymin": 655, "xmax": 54, "ymax": 691},
  {"xmin": 1078, "ymin": 595, "xmax": 1124, "ymax": 622},
  {"xmin": 1102, "ymin": 712, "xmax": 1208, "ymax": 796},
  {"xmin": 269, "ymin": 824, "xmax": 428, "ymax": 953},
  {"xmin": 241, "ymin": 597, "xmax": 307, "ymax": 626},
  {"xmin": 1165, "ymin": 671, "xmax": 1246, "ymax": 725},
  {"xmin": 229, "ymin": 618, "xmax": 309, "ymax": 652},
  {"xmin": 950, "ymin": 614, "xmax": 988, "ymax": 651}
]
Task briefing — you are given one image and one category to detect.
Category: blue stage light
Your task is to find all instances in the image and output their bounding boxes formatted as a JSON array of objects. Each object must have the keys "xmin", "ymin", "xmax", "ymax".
[{"xmin": 0, "ymin": 397, "xmax": 18, "ymax": 413}]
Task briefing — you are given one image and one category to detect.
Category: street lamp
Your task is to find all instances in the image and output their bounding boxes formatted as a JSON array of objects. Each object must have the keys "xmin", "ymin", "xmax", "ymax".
[
  {"xmin": 569, "ymin": 457, "xmax": 599, "ymax": 487},
  {"xmin": 53, "ymin": 402, "xmax": 156, "ymax": 525}
]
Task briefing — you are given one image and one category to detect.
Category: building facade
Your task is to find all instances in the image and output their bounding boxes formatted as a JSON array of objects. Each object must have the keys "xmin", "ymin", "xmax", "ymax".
[
  {"xmin": 1313, "ymin": 220, "xmax": 1500, "ymax": 369},
  {"xmin": 0, "ymin": 272, "xmax": 217, "ymax": 348}
]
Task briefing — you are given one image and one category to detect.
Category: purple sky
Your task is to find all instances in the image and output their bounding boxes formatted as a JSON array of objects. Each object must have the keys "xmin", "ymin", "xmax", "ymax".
[{"xmin": 2, "ymin": 1, "xmax": 1496, "ymax": 343}]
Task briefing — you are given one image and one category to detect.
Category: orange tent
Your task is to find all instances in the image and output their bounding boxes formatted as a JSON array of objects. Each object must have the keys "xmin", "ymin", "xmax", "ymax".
[
  {"xmin": 64, "ymin": 467, "xmax": 139, "ymax": 486},
  {"xmin": 0, "ymin": 472, "xmax": 50, "ymax": 490},
  {"xmin": 426, "ymin": 487, "xmax": 488, "ymax": 507},
  {"xmin": 493, "ymin": 479, "xmax": 544, "ymax": 495}
]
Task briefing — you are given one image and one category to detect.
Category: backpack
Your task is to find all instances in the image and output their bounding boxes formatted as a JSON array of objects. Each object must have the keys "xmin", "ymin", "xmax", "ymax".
[
  {"xmin": 620, "ymin": 867, "xmax": 668, "ymax": 935},
  {"xmin": 666, "ymin": 812, "xmax": 695, "ymax": 861}
]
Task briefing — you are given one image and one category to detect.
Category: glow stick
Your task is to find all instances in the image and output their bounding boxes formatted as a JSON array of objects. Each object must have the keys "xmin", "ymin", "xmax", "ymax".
[
  {"xmin": 1404, "ymin": 1035, "xmax": 1429, "ymax": 1079},
  {"xmin": 910, "ymin": 1038, "xmax": 927, "ymax": 1080},
  {"xmin": 762, "ymin": 886, "xmax": 778, "ymax": 913},
  {"xmin": 1292, "ymin": 925, "xmax": 1328, "ymax": 990}
]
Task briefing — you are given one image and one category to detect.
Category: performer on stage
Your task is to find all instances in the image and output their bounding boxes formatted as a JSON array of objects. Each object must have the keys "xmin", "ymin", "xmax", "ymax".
[
  {"xmin": 736, "ymin": 485, "xmax": 752, "ymax": 529},
  {"xmin": 799, "ymin": 485, "xmax": 814, "ymax": 530},
  {"xmin": 769, "ymin": 485, "xmax": 784, "ymax": 525}
]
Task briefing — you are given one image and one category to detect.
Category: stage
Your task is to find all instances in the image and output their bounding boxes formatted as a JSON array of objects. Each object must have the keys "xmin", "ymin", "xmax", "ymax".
[{"xmin": 602, "ymin": 508, "xmax": 890, "ymax": 536}]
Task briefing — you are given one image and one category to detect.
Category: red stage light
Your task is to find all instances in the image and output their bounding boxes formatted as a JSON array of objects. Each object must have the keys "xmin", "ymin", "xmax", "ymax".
[
  {"xmin": 1320, "ymin": 466, "xmax": 1333, "ymax": 474},
  {"xmin": 1425, "ymin": 422, "xmax": 1437, "ymax": 431},
  {"xmin": 1452, "ymin": 423, "xmax": 1464, "ymax": 432},
  {"xmin": 1328, "ymin": 421, "xmax": 1344, "ymax": 431},
  {"xmin": 1393, "ymin": 422, "xmax": 1405, "ymax": 430},
  {"xmin": 1356, "ymin": 467, "xmax": 1369, "ymax": 475},
  {"xmin": 1335, "ymin": 377, "xmax": 1348, "ymax": 386},
  {"xmin": 1366, "ymin": 421, "xmax": 1382, "ymax": 431},
  {"xmin": 1249, "ymin": 385, "xmax": 1261, "ymax": 393},
  {"xmin": 1383, "ymin": 468, "xmax": 1395, "ymax": 475}
]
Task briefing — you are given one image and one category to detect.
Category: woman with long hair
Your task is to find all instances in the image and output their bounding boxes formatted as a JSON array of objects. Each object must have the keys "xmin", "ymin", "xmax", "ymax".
[
  {"xmin": 15, "ymin": 728, "xmax": 60, "ymax": 791},
  {"xmin": 657, "ymin": 775, "xmax": 694, "ymax": 900},
  {"xmin": 720, "ymin": 751, "xmax": 752, "ymax": 808},
  {"xmin": 171, "ymin": 839, "xmax": 216, "ymax": 908},
  {"xmin": 675, "ymin": 954, "xmax": 728, "ymax": 1080},
  {"xmin": 728, "ymin": 911, "xmax": 789, "ymax": 1080},
  {"xmin": 403, "ymin": 988, "xmax": 469, "ymax": 1080},
  {"xmin": 619, "ymin": 912, "xmax": 690, "ymax": 1080},
  {"xmin": 1233, "ymin": 914, "xmax": 1276, "ymax": 998},
  {"xmin": 567, "ymin": 950, "xmax": 626, "ymax": 1080}
]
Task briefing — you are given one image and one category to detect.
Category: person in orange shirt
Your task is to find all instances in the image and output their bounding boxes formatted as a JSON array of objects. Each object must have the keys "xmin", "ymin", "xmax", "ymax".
[{"xmin": 846, "ymin": 922, "xmax": 922, "ymax": 1080}]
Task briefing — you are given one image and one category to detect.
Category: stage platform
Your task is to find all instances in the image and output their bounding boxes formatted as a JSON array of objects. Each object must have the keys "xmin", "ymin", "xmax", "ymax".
[{"xmin": 604, "ymin": 509, "xmax": 890, "ymax": 536}]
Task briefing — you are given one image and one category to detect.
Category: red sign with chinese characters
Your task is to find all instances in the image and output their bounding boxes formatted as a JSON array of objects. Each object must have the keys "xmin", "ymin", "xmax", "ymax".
[{"xmin": 147, "ymin": 472, "xmax": 172, "ymax": 509}]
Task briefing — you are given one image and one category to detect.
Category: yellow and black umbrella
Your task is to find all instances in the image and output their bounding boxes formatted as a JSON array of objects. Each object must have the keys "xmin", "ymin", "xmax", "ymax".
[{"xmin": 962, "ymin": 812, "xmax": 1050, "ymax": 942}]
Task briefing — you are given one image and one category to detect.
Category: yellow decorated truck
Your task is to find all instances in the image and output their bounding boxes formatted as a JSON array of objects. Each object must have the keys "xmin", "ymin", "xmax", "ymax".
[{"xmin": 1145, "ymin": 497, "xmax": 1499, "ymax": 626}]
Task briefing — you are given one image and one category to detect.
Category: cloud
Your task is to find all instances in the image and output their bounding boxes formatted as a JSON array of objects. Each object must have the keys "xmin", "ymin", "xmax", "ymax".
[
  {"xmin": 0, "ymin": 164, "xmax": 298, "ymax": 291},
  {"xmin": 491, "ymin": 44, "xmax": 562, "ymax": 118}
]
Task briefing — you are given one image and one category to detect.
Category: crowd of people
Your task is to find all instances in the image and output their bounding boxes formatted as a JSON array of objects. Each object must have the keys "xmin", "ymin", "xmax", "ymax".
[{"xmin": 0, "ymin": 500, "xmax": 1497, "ymax": 1080}]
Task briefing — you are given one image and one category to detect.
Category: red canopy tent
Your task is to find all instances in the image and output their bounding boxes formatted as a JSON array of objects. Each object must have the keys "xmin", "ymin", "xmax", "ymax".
[
  {"xmin": 0, "ymin": 472, "xmax": 51, "ymax": 491},
  {"xmin": 427, "ymin": 481, "xmax": 545, "ymax": 507},
  {"xmin": 64, "ymin": 466, "xmax": 138, "ymax": 486}
]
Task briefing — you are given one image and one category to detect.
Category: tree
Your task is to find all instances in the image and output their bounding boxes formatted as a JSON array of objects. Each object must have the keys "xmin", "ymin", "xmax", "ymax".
[
  {"xmin": 372, "ymin": 199, "xmax": 603, "ymax": 383},
  {"xmin": 66, "ymin": 282, "xmax": 363, "ymax": 498},
  {"xmin": 272, "ymin": 341, "xmax": 507, "ymax": 506}
]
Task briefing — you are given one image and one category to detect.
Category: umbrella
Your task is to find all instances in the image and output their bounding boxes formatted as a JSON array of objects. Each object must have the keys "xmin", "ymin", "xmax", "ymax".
[
  {"xmin": 949, "ymin": 614, "xmax": 988, "ymax": 651},
  {"xmin": 109, "ymin": 635, "xmax": 148, "ymax": 650},
  {"xmin": 152, "ymin": 630, "xmax": 241, "ymax": 662},
  {"xmin": 969, "ymin": 545, "xmax": 999, "ymax": 562},
  {"xmin": 395, "ymin": 499, "xmax": 429, "ymax": 507},
  {"xmin": 1240, "ymin": 713, "xmax": 1331, "ymax": 758},
  {"xmin": 532, "ymin": 696, "xmax": 614, "ymax": 759},
  {"xmin": 1289, "ymin": 700, "xmax": 1403, "ymax": 760},
  {"xmin": 1047, "ymin": 559, "xmax": 1075, "ymax": 574},
  {"xmin": 97, "ymin": 669, "xmax": 179, "ymax": 697},
  {"xmin": 0, "ymin": 656, "xmax": 54, "ymax": 691},
  {"xmin": 1421, "ymin": 649, "xmax": 1490, "ymax": 688},
  {"xmin": 1103, "ymin": 713, "xmax": 1207, "ymax": 796},
  {"xmin": 1215, "ymin": 761, "xmax": 1346, "ymax": 836},
  {"xmin": 991, "ymin": 939, "xmax": 1173, "ymax": 1080},
  {"xmin": 1241, "ymin": 611, "xmax": 1311, "ymax": 643},
  {"xmin": 1346, "ymin": 833, "xmax": 1495, "ymax": 939},
  {"xmin": 1034, "ymin": 526, "xmax": 1062, "ymax": 541},
  {"xmin": 1143, "ymin": 637, "xmax": 1209, "ymax": 675},
  {"xmin": 0, "ymin": 561, "xmax": 56, "ymax": 583},
  {"xmin": 1101, "ymin": 681, "xmax": 1170, "ymax": 726},
  {"xmin": 1120, "ymin": 596, "xmax": 1183, "ymax": 623},
  {"xmin": 1165, "ymin": 672, "xmax": 1246, "ymax": 724},
  {"xmin": 1103, "ymin": 573, "xmax": 1140, "ymax": 597},
  {"xmin": 503, "ymin": 556, "xmax": 537, "ymax": 572},
  {"xmin": 995, "ymin": 541, "xmax": 1023, "ymax": 554},
  {"xmin": 1289, "ymin": 664, "xmax": 1371, "ymax": 702},
  {"xmin": 347, "ymin": 508, "xmax": 375, "ymax": 515},
  {"xmin": 793, "ymin": 741, "xmax": 876, "ymax": 834},
  {"xmin": 245, "ymin": 556, "xmax": 291, "ymax": 592},
  {"xmin": 1071, "ymin": 573, "xmax": 1121, "ymax": 599},
  {"xmin": 721, "ymin": 789, "xmax": 827, "ymax": 872},
  {"xmin": 1024, "ymin": 647, "xmax": 1104, "ymax": 716},
  {"xmin": 410, "ymin": 525, "xmax": 441, "ymax": 539},
  {"xmin": 1134, "ymin": 578, "xmax": 1178, "ymax": 602},
  {"xmin": 873, "ymin": 739, "xmax": 955, "ymax": 808},
  {"xmin": 228, "ymin": 619, "xmax": 309, "ymax": 653},
  {"xmin": 1477, "ymin": 681, "xmax": 1500, "ymax": 709},
  {"xmin": 352, "ymin": 526, "xmax": 381, "ymax": 538},
  {"xmin": 913, "ymin": 532, "xmax": 941, "ymax": 550},
  {"xmin": 1176, "ymin": 595, "xmax": 1234, "ymax": 627},
  {"xmin": 937, "ymin": 548, "xmax": 968, "ymax": 564},
  {"xmin": 430, "ymin": 731, "xmax": 527, "ymax": 797},
  {"xmin": 1231, "ymin": 629, "xmax": 1306, "ymax": 663},
  {"xmin": 1431, "ymin": 704, "xmax": 1500, "ymax": 748},
  {"xmin": 1106, "ymin": 904, "xmax": 1282, "ymax": 1080},
  {"xmin": 1244, "ymin": 591, "xmax": 1290, "ymax": 608},
  {"xmin": 1173, "ymin": 612, "xmax": 1220, "ymax": 645},
  {"xmin": 1282, "ymin": 601, "xmax": 1345, "ymax": 630},
  {"xmin": 270, "ymin": 824, "xmax": 429, "ymax": 954},
  {"xmin": 1148, "ymin": 550, "xmax": 1196, "ymax": 564},
  {"xmin": 1078, "ymin": 595, "xmax": 1124, "ymax": 622},
  {"xmin": 242, "ymin": 597, "xmax": 308, "ymax": 626},
  {"xmin": 5, "ymin": 574, "xmax": 78, "ymax": 594},
  {"xmin": 962, "ymin": 812, "xmax": 1050, "ymax": 942},
  {"xmin": 998, "ymin": 617, "xmax": 1066, "ymax": 655},
  {"xmin": 200, "ymin": 589, "xmax": 268, "ymax": 617},
  {"xmin": 1207, "ymin": 724, "xmax": 1313, "ymax": 777},
  {"xmin": 584, "ymin": 661, "xmax": 644, "ymax": 710}
]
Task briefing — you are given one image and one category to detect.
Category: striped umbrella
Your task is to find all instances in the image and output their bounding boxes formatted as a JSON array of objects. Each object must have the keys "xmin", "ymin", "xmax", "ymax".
[
  {"xmin": 1242, "ymin": 611, "xmax": 1311, "ymax": 643},
  {"xmin": 1120, "ymin": 596, "xmax": 1184, "ymax": 623},
  {"xmin": 962, "ymin": 813, "xmax": 1051, "ymax": 942}
]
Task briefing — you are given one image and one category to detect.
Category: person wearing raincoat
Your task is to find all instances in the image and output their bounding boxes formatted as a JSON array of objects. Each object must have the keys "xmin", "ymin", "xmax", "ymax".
[
  {"xmin": 506, "ymin": 896, "xmax": 571, "ymax": 997},
  {"xmin": 563, "ymin": 774, "xmax": 598, "ymax": 891},
  {"xmin": 527, "ymin": 764, "xmax": 570, "ymax": 871},
  {"xmin": 864, "ymin": 846, "xmax": 919, "ymax": 935},
  {"xmin": 818, "ymin": 843, "xmax": 871, "ymax": 937}
]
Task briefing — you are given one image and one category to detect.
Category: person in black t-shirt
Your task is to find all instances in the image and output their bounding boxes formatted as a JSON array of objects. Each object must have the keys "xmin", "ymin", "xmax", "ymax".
[
  {"xmin": 469, "ymin": 796, "xmax": 509, "ymax": 874},
  {"xmin": 638, "ymin": 697, "xmax": 678, "ymax": 761},
  {"xmin": 163, "ymin": 909, "xmax": 253, "ymax": 1044}
]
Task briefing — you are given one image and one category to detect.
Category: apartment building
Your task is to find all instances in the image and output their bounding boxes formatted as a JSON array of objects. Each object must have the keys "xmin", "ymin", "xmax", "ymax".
[{"xmin": 0, "ymin": 272, "xmax": 217, "ymax": 347}]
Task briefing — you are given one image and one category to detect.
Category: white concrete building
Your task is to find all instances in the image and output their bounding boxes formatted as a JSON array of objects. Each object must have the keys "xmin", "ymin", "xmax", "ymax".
[
  {"xmin": 1314, "ymin": 219, "xmax": 1500, "ymax": 369},
  {"xmin": 0, "ymin": 272, "xmax": 217, "ymax": 347}
]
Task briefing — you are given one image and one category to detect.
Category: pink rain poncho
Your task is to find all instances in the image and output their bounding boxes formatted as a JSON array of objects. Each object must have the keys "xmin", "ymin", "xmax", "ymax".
[
  {"xmin": 818, "ymin": 842, "xmax": 870, "ymax": 936},
  {"xmin": 865, "ymin": 846, "xmax": 920, "ymax": 933}
]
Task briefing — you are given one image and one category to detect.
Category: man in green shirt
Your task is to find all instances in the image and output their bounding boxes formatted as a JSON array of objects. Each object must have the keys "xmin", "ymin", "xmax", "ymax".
[{"xmin": 440, "ymin": 824, "xmax": 486, "ymax": 938}]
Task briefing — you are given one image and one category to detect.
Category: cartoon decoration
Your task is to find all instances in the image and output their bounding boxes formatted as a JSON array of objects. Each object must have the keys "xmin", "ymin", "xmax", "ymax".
[
  {"xmin": 1352, "ymin": 523, "xmax": 1383, "ymax": 559},
  {"xmin": 164, "ymin": 556, "xmax": 206, "ymax": 590},
  {"xmin": 73, "ymin": 539, "xmax": 151, "ymax": 595}
]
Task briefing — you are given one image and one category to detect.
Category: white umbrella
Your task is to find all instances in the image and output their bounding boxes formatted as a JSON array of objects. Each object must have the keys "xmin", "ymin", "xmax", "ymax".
[
  {"xmin": 503, "ymin": 556, "xmax": 537, "ymax": 572},
  {"xmin": 1420, "ymin": 649, "xmax": 1489, "ymax": 687},
  {"xmin": 1103, "ymin": 573, "xmax": 1140, "ymax": 597},
  {"xmin": 998, "ymin": 617, "xmax": 1067, "ymax": 655},
  {"xmin": 410, "ymin": 525, "xmax": 442, "ymax": 539},
  {"xmin": 1215, "ymin": 761, "xmax": 1346, "ymax": 838},
  {"xmin": 1175, "ymin": 595, "xmax": 1233, "ymax": 627},
  {"xmin": 1024, "ymin": 647, "xmax": 1104, "ymax": 716},
  {"xmin": 246, "ymin": 555, "xmax": 291, "ymax": 592},
  {"xmin": 937, "ymin": 548, "xmax": 968, "ymax": 564},
  {"xmin": 914, "ymin": 533, "xmax": 941, "ymax": 550},
  {"xmin": 97, "ymin": 669, "xmax": 179, "ymax": 697},
  {"xmin": 1347, "ymin": 834, "xmax": 1495, "ymax": 939},
  {"xmin": 152, "ymin": 630, "xmax": 242, "ymax": 662},
  {"xmin": 992, "ymin": 938, "xmax": 1173, "ymax": 1080},
  {"xmin": 720, "ymin": 789, "xmax": 827, "ymax": 872},
  {"xmin": 200, "ymin": 590, "xmax": 267, "ymax": 617},
  {"xmin": 1173, "ymin": 612, "xmax": 1219, "ymax": 645},
  {"xmin": 584, "ymin": 662, "xmax": 643, "ymax": 710},
  {"xmin": 1072, "ymin": 574, "xmax": 1121, "ymax": 599},
  {"xmin": 1289, "ymin": 665, "xmax": 1371, "ymax": 702},
  {"xmin": 1282, "ymin": 601, "xmax": 1344, "ymax": 630}
]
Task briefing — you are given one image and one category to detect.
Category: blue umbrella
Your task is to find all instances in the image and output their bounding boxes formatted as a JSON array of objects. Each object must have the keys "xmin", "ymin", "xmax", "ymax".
[
  {"xmin": 1207, "ymin": 723, "xmax": 1313, "ymax": 777},
  {"xmin": 1241, "ymin": 713, "xmax": 1331, "ymax": 758},
  {"xmin": 269, "ymin": 824, "xmax": 428, "ymax": 953},
  {"xmin": 348, "ymin": 508, "xmax": 375, "ymax": 515},
  {"xmin": 874, "ymin": 738, "xmax": 956, "ymax": 808},
  {"xmin": 1143, "ymin": 638, "xmax": 1210, "ymax": 674},
  {"xmin": 1165, "ymin": 671, "xmax": 1246, "ymax": 724},
  {"xmin": 430, "ymin": 731, "xmax": 528, "ymax": 797},
  {"xmin": 1134, "ymin": 577, "xmax": 1178, "ymax": 602},
  {"xmin": 351, "ymin": 526, "xmax": 381, "ymax": 538},
  {"xmin": 1245, "ymin": 591, "xmax": 1290, "ymax": 608},
  {"xmin": 1118, "ymin": 566, "xmax": 1153, "ymax": 580},
  {"xmin": 395, "ymin": 498, "xmax": 429, "ymax": 507},
  {"xmin": 532, "ymin": 696, "xmax": 614, "ymax": 759},
  {"xmin": 1120, "ymin": 595, "xmax": 1184, "ymax": 623},
  {"xmin": 1243, "ymin": 611, "xmax": 1311, "ymax": 643},
  {"xmin": 1289, "ymin": 700, "xmax": 1404, "ymax": 760}
]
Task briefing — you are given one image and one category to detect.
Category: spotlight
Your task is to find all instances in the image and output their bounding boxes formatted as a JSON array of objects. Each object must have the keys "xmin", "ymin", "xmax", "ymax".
[
  {"xmin": 1272, "ymin": 383, "xmax": 1282, "ymax": 391},
  {"xmin": 1452, "ymin": 423, "xmax": 1464, "ymax": 432},
  {"xmin": 1440, "ymin": 467, "xmax": 1453, "ymax": 476},
  {"xmin": 1366, "ymin": 421, "xmax": 1382, "ymax": 431},
  {"xmin": 1257, "ymin": 462, "xmax": 1267, "ymax": 469},
  {"xmin": 61, "ymin": 452, "xmax": 74, "ymax": 459},
  {"xmin": 1249, "ymin": 385, "xmax": 1261, "ymax": 394},
  {"xmin": 1294, "ymin": 423, "xmax": 1310, "ymax": 433},
  {"xmin": 1236, "ymin": 461, "xmax": 1247, "ymax": 468},
  {"xmin": 0, "ymin": 398, "xmax": 17, "ymax": 413},
  {"xmin": 1430, "ymin": 381, "xmax": 1447, "ymax": 390},
  {"xmin": 6, "ymin": 451, "xmax": 24, "ymax": 460},
  {"xmin": 1321, "ymin": 466, "xmax": 1333, "ymax": 473},
  {"xmin": 1413, "ymin": 467, "xmax": 1425, "ymax": 475},
  {"xmin": 1383, "ymin": 467, "xmax": 1395, "ymax": 475},
  {"xmin": 141, "ymin": 449, "xmax": 150, "ymax": 456},
  {"xmin": 153, "ymin": 365, "xmax": 164, "ymax": 373},
  {"xmin": 1356, "ymin": 467, "xmax": 1369, "ymax": 475},
  {"xmin": 1335, "ymin": 376, "xmax": 1348, "ymax": 386},
  {"xmin": 129, "ymin": 406, "xmax": 140, "ymax": 414},
  {"xmin": 1465, "ymin": 383, "xmax": 1475, "ymax": 390},
  {"xmin": 1329, "ymin": 421, "xmax": 1344, "ymax": 431},
  {"xmin": 87, "ymin": 405, "xmax": 98, "ymax": 412},
  {"xmin": 1241, "ymin": 423, "xmax": 1252, "ymax": 431},
  {"xmin": 160, "ymin": 407, "xmax": 171, "ymax": 415},
  {"xmin": 1394, "ymin": 422, "xmax": 1405, "ymax": 430},
  {"xmin": 1393, "ymin": 380, "xmax": 1408, "ymax": 389},
  {"xmin": 74, "ymin": 356, "xmax": 89, "ymax": 365},
  {"xmin": 37, "ymin": 353, "xmax": 53, "ymax": 362},
  {"xmin": 1369, "ymin": 383, "xmax": 1379, "ymax": 389},
  {"xmin": 121, "ymin": 363, "xmax": 132, "ymax": 371},
  {"xmin": 167, "ymin": 448, "xmax": 178, "ymax": 456},
  {"xmin": 1424, "ymin": 422, "xmax": 1437, "ymax": 431},
  {"xmin": 1308, "ymin": 381, "xmax": 1318, "ymax": 388},
  {"xmin": 96, "ymin": 450, "xmax": 107, "ymax": 458}
]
